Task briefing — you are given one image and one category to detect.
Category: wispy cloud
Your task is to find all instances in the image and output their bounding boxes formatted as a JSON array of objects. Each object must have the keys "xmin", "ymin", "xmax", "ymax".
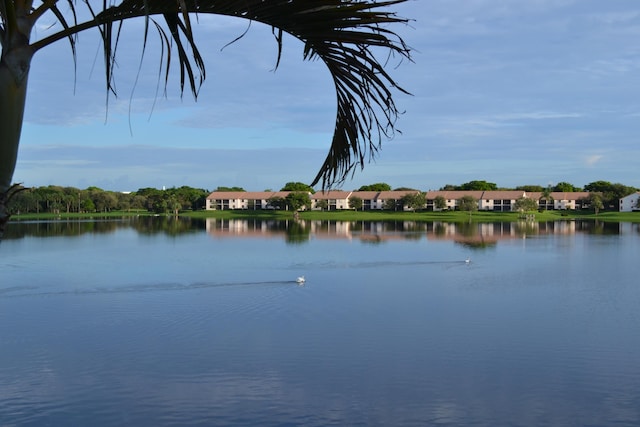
[
  {"xmin": 17, "ymin": 1, "xmax": 640, "ymax": 191},
  {"xmin": 584, "ymin": 155, "xmax": 604, "ymax": 167}
]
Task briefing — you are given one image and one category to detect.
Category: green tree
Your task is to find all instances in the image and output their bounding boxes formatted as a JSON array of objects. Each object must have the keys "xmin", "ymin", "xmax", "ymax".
[
  {"xmin": 116, "ymin": 192, "xmax": 132, "ymax": 212},
  {"xmin": 358, "ymin": 183, "xmax": 391, "ymax": 191},
  {"xmin": 514, "ymin": 197, "xmax": 538, "ymax": 214},
  {"xmin": 167, "ymin": 196, "xmax": 182, "ymax": 216},
  {"xmin": 434, "ymin": 195, "xmax": 447, "ymax": 210},
  {"xmin": 0, "ymin": 0, "xmax": 410, "ymax": 237},
  {"xmin": 441, "ymin": 181, "xmax": 496, "ymax": 191},
  {"xmin": 215, "ymin": 186, "xmax": 245, "ymax": 192},
  {"xmin": 166, "ymin": 186, "xmax": 208, "ymax": 210},
  {"xmin": 267, "ymin": 196, "xmax": 286, "ymax": 210},
  {"xmin": 539, "ymin": 186, "xmax": 554, "ymax": 210},
  {"xmin": 459, "ymin": 180, "xmax": 497, "ymax": 191},
  {"xmin": 584, "ymin": 181, "xmax": 637, "ymax": 210},
  {"xmin": 138, "ymin": 188, "xmax": 166, "ymax": 213},
  {"xmin": 315, "ymin": 199, "xmax": 329, "ymax": 211},
  {"xmin": 81, "ymin": 198, "xmax": 96, "ymax": 213},
  {"xmin": 584, "ymin": 181, "xmax": 613, "ymax": 193},
  {"xmin": 92, "ymin": 190, "xmax": 118, "ymax": 213},
  {"xmin": 516, "ymin": 185, "xmax": 543, "ymax": 192},
  {"xmin": 286, "ymin": 192, "xmax": 311, "ymax": 211},
  {"xmin": 62, "ymin": 187, "xmax": 79, "ymax": 214},
  {"xmin": 130, "ymin": 195, "xmax": 147, "ymax": 211},
  {"xmin": 383, "ymin": 199, "xmax": 398, "ymax": 211},
  {"xmin": 281, "ymin": 182, "xmax": 315, "ymax": 194},
  {"xmin": 35, "ymin": 185, "xmax": 60, "ymax": 213},
  {"xmin": 401, "ymin": 192, "xmax": 426, "ymax": 212},
  {"xmin": 587, "ymin": 193, "xmax": 604, "ymax": 215},
  {"xmin": 458, "ymin": 195, "xmax": 478, "ymax": 220},
  {"xmin": 553, "ymin": 182, "xmax": 581, "ymax": 192},
  {"xmin": 349, "ymin": 196, "xmax": 363, "ymax": 210}
]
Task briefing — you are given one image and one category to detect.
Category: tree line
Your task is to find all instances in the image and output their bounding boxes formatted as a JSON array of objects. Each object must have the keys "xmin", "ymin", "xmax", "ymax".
[
  {"xmin": 8, "ymin": 186, "xmax": 210, "ymax": 215},
  {"xmin": 7, "ymin": 182, "xmax": 319, "ymax": 215},
  {"xmin": 8, "ymin": 179, "xmax": 638, "ymax": 216}
]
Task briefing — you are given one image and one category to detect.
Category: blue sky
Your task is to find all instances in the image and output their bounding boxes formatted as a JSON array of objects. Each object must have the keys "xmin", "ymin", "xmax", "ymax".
[{"xmin": 13, "ymin": 0, "xmax": 640, "ymax": 192}]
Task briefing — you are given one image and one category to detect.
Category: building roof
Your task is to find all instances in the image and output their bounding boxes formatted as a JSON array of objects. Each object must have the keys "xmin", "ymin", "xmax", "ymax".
[
  {"xmin": 550, "ymin": 192, "xmax": 591, "ymax": 201},
  {"xmin": 482, "ymin": 190, "xmax": 526, "ymax": 200},
  {"xmin": 206, "ymin": 189, "xmax": 599, "ymax": 202},
  {"xmin": 377, "ymin": 190, "xmax": 420, "ymax": 199},
  {"xmin": 425, "ymin": 190, "xmax": 484, "ymax": 200},
  {"xmin": 351, "ymin": 191, "xmax": 380, "ymax": 200},
  {"xmin": 311, "ymin": 190, "xmax": 352, "ymax": 200},
  {"xmin": 207, "ymin": 191, "xmax": 291, "ymax": 200}
]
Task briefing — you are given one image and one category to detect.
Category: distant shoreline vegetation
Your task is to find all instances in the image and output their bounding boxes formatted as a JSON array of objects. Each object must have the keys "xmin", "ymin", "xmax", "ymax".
[{"xmin": 6, "ymin": 180, "xmax": 640, "ymax": 222}]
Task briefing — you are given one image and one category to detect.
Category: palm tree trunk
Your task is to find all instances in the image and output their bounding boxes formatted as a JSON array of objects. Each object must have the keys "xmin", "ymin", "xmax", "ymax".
[{"xmin": 0, "ymin": 46, "xmax": 32, "ymax": 238}]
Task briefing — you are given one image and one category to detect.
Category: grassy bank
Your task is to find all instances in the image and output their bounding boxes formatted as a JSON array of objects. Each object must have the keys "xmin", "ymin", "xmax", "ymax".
[
  {"xmin": 183, "ymin": 209, "xmax": 640, "ymax": 223},
  {"xmin": 10, "ymin": 210, "xmax": 149, "ymax": 221},
  {"xmin": 11, "ymin": 209, "xmax": 640, "ymax": 223}
]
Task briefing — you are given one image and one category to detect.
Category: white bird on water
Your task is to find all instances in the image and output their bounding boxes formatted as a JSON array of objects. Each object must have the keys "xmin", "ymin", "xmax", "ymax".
[
  {"xmin": 465, "ymin": 258, "xmax": 470, "ymax": 264},
  {"xmin": 296, "ymin": 276, "xmax": 306, "ymax": 284}
]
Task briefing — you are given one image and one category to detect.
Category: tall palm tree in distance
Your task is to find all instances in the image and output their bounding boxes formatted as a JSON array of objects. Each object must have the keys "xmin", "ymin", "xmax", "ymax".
[
  {"xmin": 0, "ymin": 0, "xmax": 411, "ymax": 236},
  {"xmin": 539, "ymin": 186, "xmax": 554, "ymax": 210}
]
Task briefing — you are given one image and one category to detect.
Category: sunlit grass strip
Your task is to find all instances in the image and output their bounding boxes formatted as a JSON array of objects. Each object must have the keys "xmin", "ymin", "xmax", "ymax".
[
  {"xmin": 184, "ymin": 210, "xmax": 640, "ymax": 223},
  {"xmin": 11, "ymin": 210, "xmax": 640, "ymax": 223},
  {"xmin": 10, "ymin": 210, "xmax": 150, "ymax": 221}
]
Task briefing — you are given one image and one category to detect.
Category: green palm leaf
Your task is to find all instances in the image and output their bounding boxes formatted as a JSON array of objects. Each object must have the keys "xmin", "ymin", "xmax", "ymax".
[{"xmin": 2, "ymin": 0, "xmax": 409, "ymax": 194}]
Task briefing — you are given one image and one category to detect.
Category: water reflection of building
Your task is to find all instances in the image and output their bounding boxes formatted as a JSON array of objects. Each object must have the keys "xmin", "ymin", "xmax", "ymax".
[{"xmin": 205, "ymin": 219, "xmax": 628, "ymax": 244}]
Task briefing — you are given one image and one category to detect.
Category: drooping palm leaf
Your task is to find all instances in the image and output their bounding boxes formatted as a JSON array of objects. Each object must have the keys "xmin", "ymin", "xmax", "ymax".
[{"xmin": 14, "ymin": 0, "xmax": 412, "ymax": 188}]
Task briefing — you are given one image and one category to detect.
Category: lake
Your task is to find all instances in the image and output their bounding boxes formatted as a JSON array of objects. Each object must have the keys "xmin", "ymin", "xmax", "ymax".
[{"xmin": 1, "ymin": 218, "xmax": 639, "ymax": 426}]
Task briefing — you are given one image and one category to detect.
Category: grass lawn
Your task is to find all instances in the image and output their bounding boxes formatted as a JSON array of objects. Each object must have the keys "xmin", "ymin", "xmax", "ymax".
[
  {"xmin": 183, "ymin": 209, "xmax": 640, "ymax": 223},
  {"xmin": 11, "ymin": 209, "xmax": 640, "ymax": 223}
]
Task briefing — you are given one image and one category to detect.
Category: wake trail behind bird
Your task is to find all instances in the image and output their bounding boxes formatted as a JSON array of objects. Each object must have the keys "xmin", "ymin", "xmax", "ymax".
[{"xmin": 290, "ymin": 259, "xmax": 471, "ymax": 269}]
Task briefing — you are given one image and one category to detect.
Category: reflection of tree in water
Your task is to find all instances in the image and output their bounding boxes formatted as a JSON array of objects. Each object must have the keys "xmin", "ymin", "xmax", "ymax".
[
  {"xmin": 310, "ymin": 220, "xmax": 340, "ymax": 234},
  {"xmin": 133, "ymin": 216, "xmax": 206, "ymax": 236},
  {"xmin": 513, "ymin": 220, "xmax": 538, "ymax": 237},
  {"xmin": 7, "ymin": 218, "xmax": 633, "ymax": 244},
  {"xmin": 284, "ymin": 220, "xmax": 311, "ymax": 244},
  {"xmin": 453, "ymin": 222, "xmax": 497, "ymax": 250},
  {"xmin": 434, "ymin": 223, "xmax": 447, "ymax": 237},
  {"xmin": 454, "ymin": 240, "xmax": 497, "ymax": 250},
  {"xmin": 349, "ymin": 221, "xmax": 364, "ymax": 232},
  {"xmin": 589, "ymin": 220, "xmax": 620, "ymax": 235},
  {"xmin": 456, "ymin": 222, "xmax": 478, "ymax": 237},
  {"xmin": 3, "ymin": 218, "xmax": 123, "ymax": 239},
  {"xmin": 573, "ymin": 220, "xmax": 620, "ymax": 235},
  {"xmin": 360, "ymin": 234, "xmax": 383, "ymax": 244},
  {"xmin": 402, "ymin": 221, "xmax": 427, "ymax": 240}
]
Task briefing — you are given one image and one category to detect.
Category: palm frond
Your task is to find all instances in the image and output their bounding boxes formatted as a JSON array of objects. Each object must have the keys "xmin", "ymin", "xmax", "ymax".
[{"xmin": 28, "ymin": 0, "xmax": 412, "ymax": 188}]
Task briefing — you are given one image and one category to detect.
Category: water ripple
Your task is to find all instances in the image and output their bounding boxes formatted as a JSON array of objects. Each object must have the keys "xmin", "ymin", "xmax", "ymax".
[{"xmin": 0, "ymin": 279, "xmax": 304, "ymax": 299}]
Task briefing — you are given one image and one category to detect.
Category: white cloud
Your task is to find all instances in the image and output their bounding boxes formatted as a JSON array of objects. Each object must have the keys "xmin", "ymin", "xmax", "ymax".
[
  {"xmin": 584, "ymin": 155, "xmax": 604, "ymax": 167},
  {"xmin": 14, "ymin": 1, "xmax": 640, "ymax": 192}
]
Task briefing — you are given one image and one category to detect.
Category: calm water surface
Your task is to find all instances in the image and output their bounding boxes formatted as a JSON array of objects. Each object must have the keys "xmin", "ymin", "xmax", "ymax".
[{"xmin": 1, "ymin": 218, "xmax": 639, "ymax": 426}]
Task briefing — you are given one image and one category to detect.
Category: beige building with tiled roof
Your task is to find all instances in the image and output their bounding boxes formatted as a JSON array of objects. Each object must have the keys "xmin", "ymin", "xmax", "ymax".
[
  {"xmin": 477, "ymin": 190, "xmax": 529, "ymax": 211},
  {"xmin": 206, "ymin": 191, "xmax": 291, "ymax": 210},
  {"xmin": 311, "ymin": 191, "xmax": 353, "ymax": 210},
  {"xmin": 425, "ymin": 190, "xmax": 485, "ymax": 210},
  {"xmin": 206, "ymin": 189, "xmax": 596, "ymax": 212}
]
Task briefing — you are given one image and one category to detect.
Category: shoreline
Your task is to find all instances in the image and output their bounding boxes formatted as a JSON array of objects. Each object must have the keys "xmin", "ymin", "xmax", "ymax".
[{"xmin": 9, "ymin": 210, "xmax": 640, "ymax": 223}]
